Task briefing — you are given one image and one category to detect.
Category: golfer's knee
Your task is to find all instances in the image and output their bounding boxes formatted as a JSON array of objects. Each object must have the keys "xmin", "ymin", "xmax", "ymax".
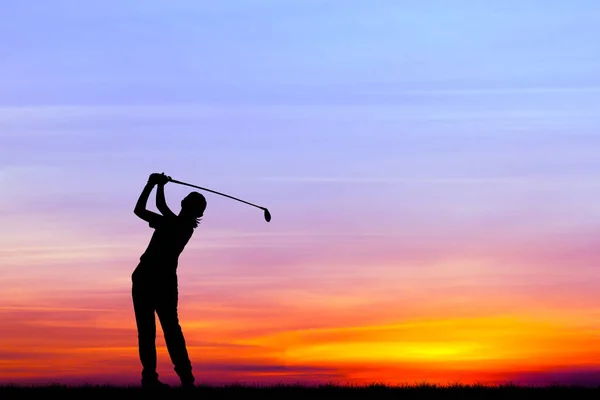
[
  {"xmin": 138, "ymin": 339, "xmax": 155, "ymax": 352},
  {"xmin": 164, "ymin": 320, "xmax": 184, "ymax": 338},
  {"xmin": 158, "ymin": 307, "xmax": 180, "ymax": 325},
  {"xmin": 138, "ymin": 330, "xmax": 155, "ymax": 343},
  {"xmin": 164, "ymin": 320, "xmax": 183, "ymax": 334}
]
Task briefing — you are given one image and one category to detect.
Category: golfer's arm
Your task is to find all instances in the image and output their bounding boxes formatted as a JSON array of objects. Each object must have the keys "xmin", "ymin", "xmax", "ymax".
[
  {"xmin": 134, "ymin": 182, "xmax": 156, "ymax": 220},
  {"xmin": 156, "ymin": 184, "xmax": 176, "ymax": 217}
]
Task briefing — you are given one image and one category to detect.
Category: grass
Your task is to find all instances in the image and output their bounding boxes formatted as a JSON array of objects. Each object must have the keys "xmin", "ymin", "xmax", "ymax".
[{"xmin": 2, "ymin": 382, "xmax": 600, "ymax": 399}]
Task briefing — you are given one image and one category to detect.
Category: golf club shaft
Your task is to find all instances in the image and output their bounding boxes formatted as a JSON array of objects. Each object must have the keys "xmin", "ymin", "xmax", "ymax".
[{"xmin": 170, "ymin": 179, "xmax": 265, "ymax": 211}]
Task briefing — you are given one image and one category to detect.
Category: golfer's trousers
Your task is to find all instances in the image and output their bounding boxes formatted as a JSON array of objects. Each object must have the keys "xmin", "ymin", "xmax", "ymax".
[{"xmin": 132, "ymin": 267, "xmax": 194, "ymax": 383}]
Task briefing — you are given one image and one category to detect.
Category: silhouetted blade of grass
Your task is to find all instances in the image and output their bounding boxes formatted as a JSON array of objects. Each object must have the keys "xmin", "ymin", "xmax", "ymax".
[{"xmin": 2, "ymin": 383, "xmax": 600, "ymax": 399}]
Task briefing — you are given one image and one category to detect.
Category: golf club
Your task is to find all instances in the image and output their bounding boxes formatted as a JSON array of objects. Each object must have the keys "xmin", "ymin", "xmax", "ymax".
[{"xmin": 168, "ymin": 177, "xmax": 272, "ymax": 222}]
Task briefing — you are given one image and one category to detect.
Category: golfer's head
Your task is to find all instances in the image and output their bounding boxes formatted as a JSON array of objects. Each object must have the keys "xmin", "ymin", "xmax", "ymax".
[{"xmin": 181, "ymin": 192, "xmax": 207, "ymax": 217}]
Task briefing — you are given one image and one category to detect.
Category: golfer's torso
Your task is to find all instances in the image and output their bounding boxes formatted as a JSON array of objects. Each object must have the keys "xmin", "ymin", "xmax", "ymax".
[{"xmin": 139, "ymin": 218, "xmax": 194, "ymax": 270}]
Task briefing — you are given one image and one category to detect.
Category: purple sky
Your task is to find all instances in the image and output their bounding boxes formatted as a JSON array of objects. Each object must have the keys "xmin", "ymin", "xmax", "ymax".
[{"xmin": 2, "ymin": 0, "xmax": 600, "ymax": 386}]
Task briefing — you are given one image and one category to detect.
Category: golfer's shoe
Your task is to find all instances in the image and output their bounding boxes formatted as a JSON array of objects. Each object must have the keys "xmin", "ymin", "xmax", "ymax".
[{"xmin": 141, "ymin": 379, "xmax": 171, "ymax": 389}]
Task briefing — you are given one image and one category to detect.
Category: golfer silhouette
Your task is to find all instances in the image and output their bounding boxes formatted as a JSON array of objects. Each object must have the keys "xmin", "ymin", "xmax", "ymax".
[{"xmin": 132, "ymin": 172, "xmax": 206, "ymax": 388}]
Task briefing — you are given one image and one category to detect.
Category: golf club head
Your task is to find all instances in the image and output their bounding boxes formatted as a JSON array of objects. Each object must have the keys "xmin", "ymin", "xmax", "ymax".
[{"xmin": 263, "ymin": 208, "xmax": 272, "ymax": 222}]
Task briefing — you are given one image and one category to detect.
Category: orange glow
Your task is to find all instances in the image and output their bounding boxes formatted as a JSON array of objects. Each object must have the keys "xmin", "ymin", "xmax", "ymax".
[
  {"xmin": 3, "ymin": 214, "xmax": 600, "ymax": 386},
  {"xmin": 4, "ymin": 297, "xmax": 600, "ymax": 386}
]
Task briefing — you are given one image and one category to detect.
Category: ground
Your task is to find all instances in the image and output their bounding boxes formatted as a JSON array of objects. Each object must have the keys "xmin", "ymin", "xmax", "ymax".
[{"xmin": 3, "ymin": 383, "xmax": 600, "ymax": 400}]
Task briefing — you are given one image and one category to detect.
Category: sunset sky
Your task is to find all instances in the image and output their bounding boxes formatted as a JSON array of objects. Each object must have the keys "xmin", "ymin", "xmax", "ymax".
[{"xmin": 2, "ymin": 0, "xmax": 600, "ymax": 387}]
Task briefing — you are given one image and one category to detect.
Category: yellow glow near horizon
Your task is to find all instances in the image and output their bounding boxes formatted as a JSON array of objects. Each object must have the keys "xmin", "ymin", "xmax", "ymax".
[{"xmin": 242, "ymin": 315, "xmax": 600, "ymax": 369}]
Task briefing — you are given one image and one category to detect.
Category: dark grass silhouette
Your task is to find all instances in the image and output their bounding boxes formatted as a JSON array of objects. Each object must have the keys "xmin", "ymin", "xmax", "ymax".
[{"xmin": 3, "ymin": 383, "xmax": 600, "ymax": 400}]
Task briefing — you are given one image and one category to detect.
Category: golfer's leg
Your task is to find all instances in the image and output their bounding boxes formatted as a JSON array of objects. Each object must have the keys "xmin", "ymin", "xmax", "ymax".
[
  {"xmin": 132, "ymin": 280, "xmax": 158, "ymax": 382},
  {"xmin": 156, "ymin": 287, "xmax": 194, "ymax": 384}
]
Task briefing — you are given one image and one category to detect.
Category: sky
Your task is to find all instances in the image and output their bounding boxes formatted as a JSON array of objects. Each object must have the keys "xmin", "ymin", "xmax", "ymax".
[{"xmin": 2, "ymin": 0, "xmax": 600, "ymax": 387}]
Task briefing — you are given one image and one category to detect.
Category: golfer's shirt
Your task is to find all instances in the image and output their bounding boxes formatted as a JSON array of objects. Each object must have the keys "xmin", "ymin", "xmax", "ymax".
[{"xmin": 139, "ymin": 214, "xmax": 195, "ymax": 274}]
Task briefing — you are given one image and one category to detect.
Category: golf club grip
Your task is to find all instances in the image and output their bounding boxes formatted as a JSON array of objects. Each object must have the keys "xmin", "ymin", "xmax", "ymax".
[{"xmin": 170, "ymin": 179, "xmax": 264, "ymax": 210}]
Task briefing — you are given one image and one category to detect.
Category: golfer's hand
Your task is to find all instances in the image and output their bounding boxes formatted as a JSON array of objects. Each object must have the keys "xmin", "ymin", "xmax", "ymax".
[
  {"xmin": 148, "ymin": 173, "xmax": 158, "ymax": 185},
  {"xmin": 148, "ymin": 173, "xmax": 168, "ymax": 186},
  {"xmin": 154, "ymin": 172, "xmax": 171, "ymax": 186}
]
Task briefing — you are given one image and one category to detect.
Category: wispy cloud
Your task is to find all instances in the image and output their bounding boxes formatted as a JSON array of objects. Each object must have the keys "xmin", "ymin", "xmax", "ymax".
[
  {"xmin": 360, "ymin": 86, "xmax": 600, "ymax": 96},
  {"xmin": 256, "ymin": 176, "xmax": 600, "ymax": 188},
  {"xmin": 0, "ymin": 306, "xmax": 117, "ymax": 312},
  {"xmin": 2, "ymin": 102, "xmax": 599, "ymax": 128}
]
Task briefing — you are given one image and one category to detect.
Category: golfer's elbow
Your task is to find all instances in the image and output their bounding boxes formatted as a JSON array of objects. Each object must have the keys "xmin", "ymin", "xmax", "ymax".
[
  {"xmin": 134, "ymin": 206, "xmax": 146, "ymax": 217},
  {"xmin": 156, "ymin": 203, "xmax": 169, "ymax": 215}
]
